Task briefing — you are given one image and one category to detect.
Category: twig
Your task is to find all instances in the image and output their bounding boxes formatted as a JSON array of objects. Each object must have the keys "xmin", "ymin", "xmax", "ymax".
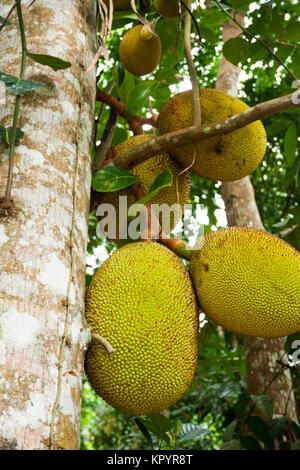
[
  {"xmin": 3, "ymin": 1, "xmax": 26, "ymax": 202},
  {"xmin": 94, "ymin": 81, "xmax": 114, "ymax": 148},
  {"xmin": 174, "ymin": 0, "xmax": 182, "ymax": 54},
  {"xmin": 94, "ymin": 107, "xmax": 118, "ymax": 169},
  {"xmin": 97, "ymin": 88, "xmax": 158, "ymax": 131},
  {"xmin": 214, "ymin": 0, "xmax": 298, "ymax": 81},
  {"xmin": 278, "ymin": 224, "xmax": 299, "ymax": 239},
  {"xmin": 91, "ymin": 332, "xmax": 115, "ymax": 355},
  {"xmin": 181, "ymin": 0, "xmax": 203, "ymax": 47},
  {"xmin": 0, "ymin": 0, "xmax": 21, "ymax": 34},
  {"xmin": 104, "ymin": 92, "xmax": 298, "ymax": 170},
  {"xmin": 184, "ymin": 3, "xmax": 201, "ymax": 126}
]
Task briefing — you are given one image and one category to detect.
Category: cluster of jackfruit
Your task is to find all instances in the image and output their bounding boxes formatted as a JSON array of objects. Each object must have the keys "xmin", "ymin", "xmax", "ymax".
[
  {"xmin": 85, "ymin": 1, "xmax": 300, "ymax": 418},
  {"xmin": 85, "ymin": 227, "xmax": 300, "ymax": 416}
]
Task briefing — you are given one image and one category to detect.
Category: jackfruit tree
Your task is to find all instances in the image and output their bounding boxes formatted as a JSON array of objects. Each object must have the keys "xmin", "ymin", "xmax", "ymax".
[{"xmin": 0, "ymin": 0, "xmax": 299, "ymax": 451}]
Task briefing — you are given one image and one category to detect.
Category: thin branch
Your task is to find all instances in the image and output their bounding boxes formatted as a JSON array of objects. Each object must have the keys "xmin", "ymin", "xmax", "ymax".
[
  {"xmin": 91, "ymin": 332, "xmax": 115, "ymax": 355},
  {"xmin": 0, "ymin": 0, "xmax": 21, "ymax": 34},
  {"xmin": 94, "ymin": 107, "xmax": 118, "ymax": 170},
  {"xmin": 184, "ymin": 3, "xmax": 201, "ymax": 126},
  {"xmin": 279, "ymin": 224, "xmax": 299, "ymax": 239},
  {"xmin": 96, "ymin": 88, "xmax": 158, "ymax": 131},
  {"xmin": 103, "ymin": 92, "xmax": 298, "ymax": 170},
  {"xmin": 181, "ymin": 0, "xmax": 203, "ymax": 47},
  {"xmin": 3, "ymin": 2, "xmax": 26, "ymax": 203},
  {"xmin": 214, "ymin": 0, "xmax": 298, "ymax": 81}
]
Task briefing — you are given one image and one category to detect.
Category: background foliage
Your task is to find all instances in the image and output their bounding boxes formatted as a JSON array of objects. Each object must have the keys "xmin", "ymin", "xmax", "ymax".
[{"xmin": 81, "ymin": 0, "xmax": 300, "ymax": 450}]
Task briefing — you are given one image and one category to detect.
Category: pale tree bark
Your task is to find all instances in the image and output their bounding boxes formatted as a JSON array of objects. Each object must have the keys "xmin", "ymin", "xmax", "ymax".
[
  {"xmin": 0, "ymin": 1, "xmax": 97, "ymax": 449},
  {"xmin": 216, "ymin": 15, "xmax": 297, "ymax": 420}
]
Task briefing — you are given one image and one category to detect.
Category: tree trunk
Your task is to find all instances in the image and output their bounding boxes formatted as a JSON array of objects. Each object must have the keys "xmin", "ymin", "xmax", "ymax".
[
  {"xmin": 0, "ymin": 1, "xmax": 96, "ymax": 450},
  {"xmin": 216, "ymin": 16, "xmax": 297, "ymax": 420}
]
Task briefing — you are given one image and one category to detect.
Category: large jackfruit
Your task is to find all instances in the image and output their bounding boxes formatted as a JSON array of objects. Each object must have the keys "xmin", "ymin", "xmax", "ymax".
[
  {"xmin": 190, "ymin": 227, "xmax": 300, "ymax": 338},
  {"xmin": 85, "ymin": 242, "xmax": 199, "ymax": 416},
  {"xmin": 95, "ymin": 134, "xmax": 191, "ymax": 245},
  {"xmin": 157, "ymin": 88, "xmax": 267, "ymax": 181},
  {"xmin": 154, "ymin": 0, "xmax": 190, "ymax": 18},
  {"xmin": 119, "ymin": 24, "xmax": 161, "ymax": 76}
]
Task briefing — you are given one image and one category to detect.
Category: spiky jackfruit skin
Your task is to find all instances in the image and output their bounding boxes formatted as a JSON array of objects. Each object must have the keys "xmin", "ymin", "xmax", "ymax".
[
  {"xmin": 154, "ymin": 0, "xmax": 190, "ymax": 18},
  {"xmin": 96, "ymin": 134, "xmax": 191, "ymax": 245},
  {"xmin": 103, "ymin": 0, "xmax": 130, "ymax": 10},
  {"xmin": 190, "ymin": 227, "xmax": 300, "ymax": 338},
  {"xmin": 157, "ymin": 88, "xmax": 267, "ymax": 181},
  {"xmin": 119, "ymin": 25, "xmax": 161, "ymax": 76},
  {"xmin": 85, "ymin": 242, "xmax": 199, "ymax": 416}
]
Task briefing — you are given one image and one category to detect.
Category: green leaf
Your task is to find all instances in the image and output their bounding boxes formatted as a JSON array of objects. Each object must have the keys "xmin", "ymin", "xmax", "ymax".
[
  {"xmin": 247, "ymin": 416, "xmax": 274, "ymax": 449},
  {"xmin": 92, "ymin": 166, "xmax": 138, "ymax": 192},
  {"xmin": 223, "ymin": 37, "xmax": 249, "ymax": 65},
  {"xmin": 219, "ymin": 439, "xmax": 244, "ymax": 450},
  {"xmin": 0, "ymin": 126, "xmax": 24, "ymax": 141},
  {"xmin": 141, "ymin": 414, "xmax": 172, "ymax": 441},
  {"xmin": 283, "ymin": 22, "xmax": 300, "ymax": 43},
  {"xmin": 111, "ymin": 126, "xmax": 129, "ymax": 146},
  {"xmin": 27, "ymin": 53, "xmax": 71, "ymax": 71},
  {"xmin": 284, "ymin": 123, "xmax": 298, "ymax": 166},
  {"xmin": 126, "ymin": 81, "xmax": 160, "ymax": 121},
  {"xmin": 198, "ymin": 25, "xmax": 220, "ymax": 45},
  {"xmin": 136, "ymin": 169, "xmax": 173, "ymax": 205},
  {"xmin": 240, "ymin": 435, "xmax": 262, "ymax": 450},
  {"xmin": 202, "ymin": 9, "xmax": 229, "ymax": 25},
  {"xmin": 0, "ymin": 71, "xmax": 44, "ymax": 95},
  {"xmin": 179, "ymin": 423, "xmax": 211, "ymax": 443},
  {"xmin": 134, "ymin": 418, "xmax": 153, "ymax": 446},
  {"xmin": 0, "ymin": 15, "xmax": 12, "ymax": 26},
  {"xmin": 227, "ymin": 0, "xmax": 253, "ymax": 11},
  {"xmin": 250, "ymin": 395, "xmax": 274, "ymax": 420},
  {"xmin": 268, "ymin": 417, "xmax": 287, "ymax": 440},
  {"xmin": 291, "ymin": 440, "xmax": 300, "ymax": 450},
  {"xmin": 223, "ymin": 420, "xmax": 238, "ymax": 442},
  {"xmin": 285, "ymin": 331, "xmax": 300, "ymax": 353},
  {"xmin": 116, "ymin": 69, "xmax": 136, "ymax": 105}
]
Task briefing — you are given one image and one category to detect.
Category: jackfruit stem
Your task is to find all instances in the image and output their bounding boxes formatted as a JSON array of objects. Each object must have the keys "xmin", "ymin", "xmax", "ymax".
[
  {"xmin": 140, "ymin": 24, "xmax": 155, "ymax": 41},
  {"xmin": 91, "ymin": 331, "xmax": 115, "ymax": 355}
]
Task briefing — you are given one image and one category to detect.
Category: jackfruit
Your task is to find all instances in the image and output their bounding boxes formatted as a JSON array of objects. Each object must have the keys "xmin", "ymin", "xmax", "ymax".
[
  {"xmin": 103, "ymin": 0, "xmax": 130, "ymax": 10},
  {"xmin": 119, "ymin": 24, "xmax": 161, "ymax": 76},
  {"xmin": 157, "ymin": 88, "xmax": 267, "ymax": 181},
  {"xmin": 85, "ymin": 241, "xmax": 199, "ymax": 415},
  {"xmin": 95, "ymin": 134, "xmax": 191, "ymax": 245},
  {"xmin": 189, "ymin": 227, "xmax": 300, "ymax": 338},
  {"xmin": 154, "ymin": 0, "xmax": 190, "ymax": 18}
]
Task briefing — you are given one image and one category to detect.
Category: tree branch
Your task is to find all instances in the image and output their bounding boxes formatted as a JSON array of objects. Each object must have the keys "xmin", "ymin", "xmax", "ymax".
[
  {"xmin": 102, "ymin": 92, "xmax": 298, "ymax": 170},
  {"xmin": 96, "ymin": 89, "xmax": 158, "ymax": 133}
]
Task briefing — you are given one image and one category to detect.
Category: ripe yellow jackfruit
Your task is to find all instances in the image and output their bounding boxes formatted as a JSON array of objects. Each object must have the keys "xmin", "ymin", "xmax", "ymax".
[
  {"xmin": 85, "ymin": 241, "xmax": 199, "ymax": 415},
  {"xmin": 95, "ymin": 134, "xmax": 191, "ymax": 245},
  {"xmin": 157, "ymin": 88, "xmax": 267, "ymax": 181},
  {"xmin": 190, "ymin": 227, "xmax": 300, "ymax": 338},
  {"xmin": 103, "ymin": 0, "xmax": 130, "ymax": 10},
  {"xmin": 119, "ymin": 24, "xmax": 161, "ymax": 76},
  {"xmin": 154, "ymin": 0, "xmax": 190, "ymax": 18}
]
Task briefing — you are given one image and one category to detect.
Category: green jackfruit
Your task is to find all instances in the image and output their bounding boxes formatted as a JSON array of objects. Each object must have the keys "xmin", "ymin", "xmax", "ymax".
[
  {"xmin": 95, "ymin": 134, "xmax": 191, "ymax": 245},
  {"xmin": 85, "ymin": 241, "xmax": 199, "ymax": 416},
  {"xmin": 158, "ymin": 88, "xmax": 267, "ymax": 181},
  {"xmin": 119, "ymin": 24, "xmax": 161, "ymax": 76},
  {"xmin": 154, "ymin": 0, "xmax": 190, "ymax": 18},
  {"xmin": 190, "ymin": 227, "xmax": 300, "ymax": 338}
]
